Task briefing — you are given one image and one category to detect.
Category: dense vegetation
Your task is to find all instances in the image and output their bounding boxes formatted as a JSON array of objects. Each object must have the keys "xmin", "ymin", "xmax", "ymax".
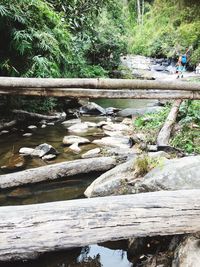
[
  {"xmin": 0, "ymin": 0, "xmax": 199, "ymax": 78},
  {"xmin": 0, "ymin": 0, "xmax": 126, "ymax": 78},
  {"xmin": 129, "ymin": 0, "xmax": 200, "ymax": 65}
]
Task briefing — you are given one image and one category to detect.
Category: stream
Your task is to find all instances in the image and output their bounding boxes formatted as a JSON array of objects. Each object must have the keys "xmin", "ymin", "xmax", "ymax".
[{"xmin": 0, "ymin": 98, "xmax": 159, "ymax": 266}]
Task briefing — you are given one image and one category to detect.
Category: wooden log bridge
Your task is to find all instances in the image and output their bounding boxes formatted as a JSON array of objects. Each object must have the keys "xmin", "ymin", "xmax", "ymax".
[
  {"xmin": 0, "ymin": 77, "xmax": 200, "ymax": 99},
  {"xmin": 1, "ymin": 189, "xmax": 200, "ymax": 262}
]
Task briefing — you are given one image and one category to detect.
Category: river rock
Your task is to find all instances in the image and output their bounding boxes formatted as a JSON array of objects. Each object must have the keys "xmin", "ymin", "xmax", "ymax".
[
  {"xmin": 31, "ymin": 143, "xmax": 59, "ymax": 158},
  {"xmin": 151, "ymin": 64, "xmax": 166, "ymax": 71},
  {"xmin": 92, "ymin": 136, "xmax": 132, "ymax": 149},
  {"xmin": 172, "ymin": 235, "xmax": 200, "ymax": 267},
  {"xmin": 121, "ymin": 55, "xmax": 151, "ymax": 70},
  {"xmin": 102, "ymin": 123, "xmax": 130, "ymax": 132},
  {"xmin": 42, "ymin": 154, "xmax": 56, "ymax": 160},
  {"xmin": 46, "ymin": 122, "xmax": 54, "ymax": 126},
  {"xmin": 122, "ymin": 118, "xmax": 133, "ymax": 125},
  {"xmin": 63, "ymin": 135, "xmax": 90, "ymax": 145},
  {"xmin": 23, "ymin": 133, "xmax": 32, "ymax": 137},
  {"xmin": 117, "ymin": 106, "xmax": 163, "ymax": 117},
  {"xmin": 0, "ymin": 130, "xmax": 9, "ymax": 134},
  {"xmin": 19, "ymin": 147, "xmax": 35, "ymax": 155},
  {"xmin": 133, "ymin": 156, "xmax": 200, "ymax": 193},
  {"xmin": 103, "ymin": 147, "xmax": 138, "ymax": 159},
  {"xmin": 96, "ymin": 121, "xmax": 111, "ymax": 128},
  {"xmin": 85, "ymin": 122, "xmax": 97, "ymax": 128},
  {"xmin": 105, "ymin": 107, "xmax": 121, "ymax": 115},
  {"xmin": 84, "ymin": 152, "xmax": 170, "ymax": 198},
  {"xmin": 132, "ymin": 69, "xmax": 155, "ymax": 80},
  {"xmin": 1, "ymin": 155, "xmax": 25, "ymax": 172},
  {"xmin": 103, "ymin": 130, "xmax": 124, "ymax": 137},
  {"xmin": 28, "ymin": 125, "xmax": 37, "ymax": 129},
  {"xmin": 81, "ymin": 148, "xmax": 101, "ymax": 159},
  {"xmin": 80, "ymin": 102, "xmax": 106, "ymax": 115},
  {"xmin": 61, "ymin": 119, "xmax": 81, "ymax": 127},
  {"xmin": 84, "ymin": 158, "xmax": 137, "ymax": 197},
  {"xmin": 68, "ymin": 123, "xmax": 88, "ymax": 133},
  {"xmin": 41, "ymin": 124, "xmax": 46, "ymax": 128},
  {"xmin": 69, "ymin": 143, "xmax": 81, "ymax": 153}
]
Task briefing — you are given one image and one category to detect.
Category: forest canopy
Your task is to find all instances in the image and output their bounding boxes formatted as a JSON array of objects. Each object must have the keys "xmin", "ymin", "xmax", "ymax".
[{"xmin": 0, "ymin": 0, "xmax": 199, "ymax": 78}]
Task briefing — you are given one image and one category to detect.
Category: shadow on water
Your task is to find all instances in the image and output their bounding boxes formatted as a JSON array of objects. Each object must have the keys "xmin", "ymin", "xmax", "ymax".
[{"xmin": 2, "ymin": 240, "xmax": 132, "ymax": 267}]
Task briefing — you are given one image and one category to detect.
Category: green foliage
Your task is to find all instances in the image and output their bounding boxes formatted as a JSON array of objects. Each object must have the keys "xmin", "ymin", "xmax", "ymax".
[
  {"xmin": 85, "ymin": 9, "xmax": 127, "ymax": 72},
  {"xmin": 0, "ymin": 0, "xmax": 72, "ymax": 77},
  {"xmin": 134, "ymin": 155, "xmax": 164, "ymax": 177},
  {"xmin": 134, "ymin": 106, "xmax": 171, "ymax": 130},
  {"xmin": 0, "ymin": 0, "xmax": 127, "ymax": 79},
  {"xmin": 171, "ymin": 100, "xmax": 200, "ymax": 154},
  {"xmin": 129, "ymin": 0, "xmax": 200, "ymax": 64}
]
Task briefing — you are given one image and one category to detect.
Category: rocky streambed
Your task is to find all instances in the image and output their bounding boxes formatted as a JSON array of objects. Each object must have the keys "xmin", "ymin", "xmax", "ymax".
[{"xmin": 0, "ymin": 56, "xmax": 199, "ymax": 266}]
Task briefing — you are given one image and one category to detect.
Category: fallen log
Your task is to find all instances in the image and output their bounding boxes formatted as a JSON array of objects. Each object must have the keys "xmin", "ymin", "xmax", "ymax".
[
  {"xmin": 0, "ymin": 157, "xmax": 117, "ymax": 189},
  {"xmin": 0, "ymin": 88, "xmax": 199, "ymax": 99},
  {"xmin": 0, "ymin": 77, "xmax": 200, "ymax": 91},
  {"xmin": 0, "ymin": 120, "xmax": 17, "ymax": 131},
  {"xmin": 157, "ymin": 100, "xmax": 182, "ymax": 147},
  {"xmin": 12, "ymin": 109, "xmax": 66, "ymax": 121},
  {"xmin": 0, "ymin": 189, "xmax": 200, "ymax": 262}
]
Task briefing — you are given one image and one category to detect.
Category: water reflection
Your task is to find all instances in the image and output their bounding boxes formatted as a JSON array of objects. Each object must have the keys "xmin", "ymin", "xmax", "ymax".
[{"xmin": 3, "ymin": 241, "xmax": 132, "ymax": 267}]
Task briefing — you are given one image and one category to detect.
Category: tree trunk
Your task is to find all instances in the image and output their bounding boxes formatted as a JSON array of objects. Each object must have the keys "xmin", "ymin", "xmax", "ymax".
[
  {"xmin": 0, "ymin": 189, "xmax": 200, "ymax": 262},
  {"xmin": 0, "ymin": 88, "xmax": 199, "ymax": 99},
  {"xmin": 157, "ymin": 99, "xmax": 182, "ymax": 147},
  {"xmin": 12, "ymin": 110, "xmax": 66, "ymax": 121},
  {"xmin": 0, "ymin": 157, "xmax": 117, "ymax": 189},
  {"xmin": 0, "ymin": 120, "xmax": 17, "ymax": 131},
  {"xmin": 0, "ymin": 77, "xmax": 199, "ymax": 91}
]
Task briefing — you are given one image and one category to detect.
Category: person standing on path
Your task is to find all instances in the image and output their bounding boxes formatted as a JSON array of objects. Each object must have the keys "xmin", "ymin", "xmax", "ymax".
[{"xmin": 176, "ymin": 48, "xmax": 190, "ymax": 79}]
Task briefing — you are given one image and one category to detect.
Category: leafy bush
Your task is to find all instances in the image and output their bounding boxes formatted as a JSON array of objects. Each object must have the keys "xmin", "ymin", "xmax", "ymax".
[{"xmin": 129, "ymin": 0, "xmax": 200, "ymax": 65}]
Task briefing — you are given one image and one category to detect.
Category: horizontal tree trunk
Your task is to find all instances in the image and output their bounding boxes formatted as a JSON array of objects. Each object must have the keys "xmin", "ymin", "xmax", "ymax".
[
  {"xmin": 12, "ymin": 109, "xmax": 66, "ymax": 121},
  {"xmin": 157, "ymin": 99, "xmax": 182, "ymax": 147},
  {"xmin": 0, "ymin": 189, "xmax": 200, "ymax": 262},
  {"xmin": 0, "ymin": 88, "xmax": 199, "ymax": 99},
  {"xmin": 0, "ymin": 120, "xmax": 17, "ymax": 131},
  {"xmin": 0, "ymin": 77, "xmax": 200, "ymax": 91},
  {"xmin": 0, "ymin": 157, "xmax": 117, "ymax": 189}
]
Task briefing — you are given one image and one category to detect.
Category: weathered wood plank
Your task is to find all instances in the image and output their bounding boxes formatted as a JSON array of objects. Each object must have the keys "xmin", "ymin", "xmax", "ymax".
[
  {"xmin": 0, "ymin": 88, "xmax": 199, "ymax": 99},
  {"xmin": 0, "ymin": 189, "xmax": 200, "ymax": 262},
  {"xmin": 0, "ymin": 77, "xmax": 200, "ymax": 91},
  {"xmin": 0, "ymin": 157, "xmax": 117, "ymax": 189},
  {"xmin": 0, "ymin": 120, "xmax": 17, "ymax": 131},
  {"xmin": 12, "ymin": 109, "xmax": 65, "ymax": 121},
  {"xmin": 157, "ymin": 99, "xmax": 182, "ymax": 147}
]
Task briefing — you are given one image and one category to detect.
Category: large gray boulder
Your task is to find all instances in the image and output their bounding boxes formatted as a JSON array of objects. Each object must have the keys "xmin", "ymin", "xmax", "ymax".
[
  {"xmin": 117, "ymin": 106, "xmax": 163, "ymax": 117},
  {"xmin": 172, "ymin": 235, "xmax": 200, "ymax": 267},
  {"xmin": 31, "ymin": 143, "xmax": 58, "ymax": 158},
  {"xmin": 84, "ymin": 158, "xmax": 137, "ymax": 197},
  {"xmin": 63, "ymin": 135, "xmax": 90, "ymax": 145},
  {"xmin": 92, "ymin": 136, "xmax": 132, "ymax": 149},
  {"xmin": 84, "ymin": 155, "xmax": 200, "ymax": 198},
  {"xmin": 133, "ymin": 156, "xmax": 200, "ymax": 193}
]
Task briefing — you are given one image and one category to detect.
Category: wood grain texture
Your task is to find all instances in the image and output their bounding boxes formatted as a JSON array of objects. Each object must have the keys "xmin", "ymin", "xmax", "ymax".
[
  {"xmin": 0, "ymin": 189, "xmax": 200, "ymax": 262},
  {"xmin": 157, "ymin": 99, "xmax": 182, "ymax": 147},
  {"xmin": 0, "ymin": 157, "xmax": 117, "ymax": 189},
  {"xmin": 0, "ymin": 77, "xmax": 199, "ymax": 91},
  {"xmin": 0, "ymin": 88, "xmax": 199, "ymax": 99}
]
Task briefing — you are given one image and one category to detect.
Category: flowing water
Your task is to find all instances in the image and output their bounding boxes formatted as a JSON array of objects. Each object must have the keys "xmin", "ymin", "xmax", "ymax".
[{"xmin": 0, "ymin": 99, "xmax": 156, "ymax": 267}]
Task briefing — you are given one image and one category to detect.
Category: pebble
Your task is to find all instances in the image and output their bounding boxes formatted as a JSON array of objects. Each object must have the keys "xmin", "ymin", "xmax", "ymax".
[
  {"xmin": 0, "ymin": 130, "xmax": 9, "ymax": 134},
  {"xmin": 42, "ymin": 154, "xmax": 56, "ymax": 160},
  {"xmin": 28, "ymin": 125, "xmax": 37, "ymax": 129},
  {"xmin": 23, "ymin": 133, "xmax": 32, "ymax": 137}
]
